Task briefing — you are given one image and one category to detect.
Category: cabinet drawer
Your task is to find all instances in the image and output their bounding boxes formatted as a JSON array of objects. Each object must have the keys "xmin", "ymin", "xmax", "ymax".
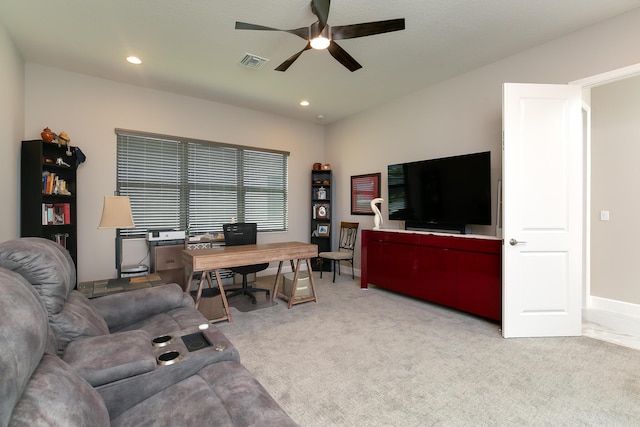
[
  {"xmin": 364, "ymin": 230, "xmax": 421, "ymax": 245},
  {"xmin": 154, "ymin": 246, "xmax": 183, "ymax": 270},
  {"xmin": 156, "ymin": 269, "xmax": 185, "ymax": 288}
]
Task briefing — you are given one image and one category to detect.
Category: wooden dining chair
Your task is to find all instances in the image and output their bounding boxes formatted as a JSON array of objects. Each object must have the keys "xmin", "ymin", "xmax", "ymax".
[{"xmin": 318, "ymin": 222, "xmax": 359, "ymax": 282}]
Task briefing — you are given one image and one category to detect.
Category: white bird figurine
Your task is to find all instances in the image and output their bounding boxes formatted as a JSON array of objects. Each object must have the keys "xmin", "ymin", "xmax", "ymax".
[{"xmin": 370, "ymin": 198, "xmax": 384, "ymax": 230}]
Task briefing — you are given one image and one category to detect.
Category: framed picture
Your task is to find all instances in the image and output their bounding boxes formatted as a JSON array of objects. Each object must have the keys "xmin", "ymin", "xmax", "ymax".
[
  {"xmin": 351, "ymin": 173, "xmax": 381, "ymax": 215},
  {"xmin": 313, "ymin": 203, "xmax": 330, "ymax": 219},
  {"xmin": 316, "ymin": 223, "xmax": 330, "ymax": 237}
]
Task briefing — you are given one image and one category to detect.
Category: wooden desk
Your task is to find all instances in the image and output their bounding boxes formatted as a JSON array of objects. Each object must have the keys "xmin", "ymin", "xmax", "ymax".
[{"xmin": 182, "ymin": 241, "xmax": 319, "ymax": 323}]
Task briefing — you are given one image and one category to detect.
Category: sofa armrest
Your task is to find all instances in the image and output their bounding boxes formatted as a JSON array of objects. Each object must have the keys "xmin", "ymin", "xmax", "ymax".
[
  {"xmin": 91, "ymin": 283, "xmax": 194, "ymax": 331},
  {"xmin": 63, "ymin": 329, "xmax": 156, "ymax": 386}
]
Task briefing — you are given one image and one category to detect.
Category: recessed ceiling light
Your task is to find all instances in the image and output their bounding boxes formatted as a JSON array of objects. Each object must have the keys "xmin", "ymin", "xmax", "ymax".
[
  {"xmin": 126, "ymin": 56, "xmax": 142, "ymax": 65},
  {"xmin": 299, "ymin": 100, "xmax": 310, "ymax": 107},
  {"xmin": 316, "ymin": 114, "xmax": 325, "ymax": 120}
]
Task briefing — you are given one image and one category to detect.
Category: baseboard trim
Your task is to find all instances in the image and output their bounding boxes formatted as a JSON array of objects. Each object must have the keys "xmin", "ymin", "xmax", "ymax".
[
  {"xmin": 584, "ymin": 297, "xmax": 640, "ymax": 346},
  {"xmin": 589, "ymin": 296, "xmax": 640, "ymax": 317},
  {"xmin": 259, "ymin": 265, "xmax": 362, "ymax": 279}
]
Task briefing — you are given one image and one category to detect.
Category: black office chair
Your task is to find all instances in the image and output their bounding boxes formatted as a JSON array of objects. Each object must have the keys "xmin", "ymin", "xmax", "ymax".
[{"xmin": 223, "ymin": 223, "xmax": 270, "ymax": 304}]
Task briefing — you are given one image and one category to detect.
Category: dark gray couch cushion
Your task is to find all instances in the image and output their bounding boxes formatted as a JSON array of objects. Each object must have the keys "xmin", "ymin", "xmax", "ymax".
[
  {"xmin": 0, "ymin": 269, "xmax": 49, "ymax": 426},
  {"xmin": 92, "ymin": 283, "xmax": 199, "ymax": 333},
  {"xmin": 0, "ymin": 237, "xmax": 76, "ymax": 314},
  {"xmin": 63, "ymin": 330, "xmax": 157, "ymax": 387},
  {"xmin": 0, "ymin": 238, "xmax": 110, "ymax": 354},
  {"xmin": 0, "ymin": 267, "xmax": 110, "ymax": 427},
  {"xmin": 50, "ymin": 290, "xmax": 110, "ymax": 354},
  {"xmin": 111, "ymin": 361, "xmax": 299, "ymax": 427}
]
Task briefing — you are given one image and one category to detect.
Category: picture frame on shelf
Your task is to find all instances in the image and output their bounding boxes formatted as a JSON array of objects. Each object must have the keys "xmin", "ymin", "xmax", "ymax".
[
  {"xmin": 313, "ymin": 203, "xmax": 330, "ymax": 219},
  {"xmin": 351, "ymin": 172, "xmax": 381, "ymax": 215},
  {"xmin": 316, "ymin": 223, "xmax": 330, "ymax": 237}
]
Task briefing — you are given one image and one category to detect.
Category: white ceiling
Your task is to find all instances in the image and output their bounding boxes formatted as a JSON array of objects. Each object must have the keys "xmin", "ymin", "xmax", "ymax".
[{"xmin": 1, "ymin": 0, "xmax": 639, "ymax": 124}]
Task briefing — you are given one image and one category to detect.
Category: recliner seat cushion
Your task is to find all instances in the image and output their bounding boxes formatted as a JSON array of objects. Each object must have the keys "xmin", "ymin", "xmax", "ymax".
[
  {"xmin": 63, "ymin": 330, "xmax": 156, "ymax": 387},
  {"xmin": 9, "ymin": 354, "xmax": 110, "ymax": 427},
  {"xmin": 91, "ymin": 283, "xmax": 199, "ymax": 333},
  {"xmin": 111, "ymin": 361, "xmax": 299, "ymax": 427}
]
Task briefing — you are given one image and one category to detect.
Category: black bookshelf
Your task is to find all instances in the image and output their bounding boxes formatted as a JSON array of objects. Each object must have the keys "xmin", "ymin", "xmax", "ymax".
[
  {"xmin": 311, "ymin": 169, "xmax": 332, "ymax": 271},
  {"xmin": 21, "ymin": 140, "xmax": 78, "ymax": 266}
]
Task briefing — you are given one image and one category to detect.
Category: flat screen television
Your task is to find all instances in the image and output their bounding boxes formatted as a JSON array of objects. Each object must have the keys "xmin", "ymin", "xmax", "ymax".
[{"xmin": 387, "ymin": 151, "xmax": 491, "ymax": 232}]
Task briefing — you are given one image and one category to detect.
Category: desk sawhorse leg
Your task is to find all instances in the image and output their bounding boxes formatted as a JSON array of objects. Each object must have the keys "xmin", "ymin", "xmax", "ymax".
[
  {"xmin": 273, "ymin": 258, "xmax": 318, "ymax": 309},
  {"xmin": 185, "ymin": 270, "xmax": 232, "ymax": 323}
]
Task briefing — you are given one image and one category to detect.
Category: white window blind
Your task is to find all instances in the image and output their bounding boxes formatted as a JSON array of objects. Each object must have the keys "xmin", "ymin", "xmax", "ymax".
[{"xmin": 116, "ymin": 130, "xmax": 288, "ymax": 236}]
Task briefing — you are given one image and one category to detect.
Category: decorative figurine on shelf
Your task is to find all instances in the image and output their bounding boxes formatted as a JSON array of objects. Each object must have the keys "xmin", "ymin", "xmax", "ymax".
[
  {"xmin": 56, "ymin": 157, "xmax": 71, "ymax": 167},
  {"xmin": 56, "ymin": 131, "xmax": 73, "ymax": 156},
  {"xmin": 57, "ymin": 131, "xmax": 70, "ymax": 146},
  {"xmin": 41, "ymin": 127, "xmax": 56, "ymax": 143},
  {"xmin": 316, "ymin": 186, "xmax": 327, "ymax": 200},
  {"xmin": 370, "ymin": 198, "xmax": 384, "ymax": 230}
]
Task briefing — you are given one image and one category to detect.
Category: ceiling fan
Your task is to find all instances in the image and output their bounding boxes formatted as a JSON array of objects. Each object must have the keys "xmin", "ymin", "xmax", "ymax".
[{"xmin": 235, "ymin": 0, "xmax": 405, "ymax": 72}]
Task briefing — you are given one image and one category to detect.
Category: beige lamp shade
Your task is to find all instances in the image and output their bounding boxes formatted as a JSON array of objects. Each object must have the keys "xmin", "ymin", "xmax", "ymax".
[{"xmin": 98, "ymin": 196, "xmax": 135, "ymax": 229}]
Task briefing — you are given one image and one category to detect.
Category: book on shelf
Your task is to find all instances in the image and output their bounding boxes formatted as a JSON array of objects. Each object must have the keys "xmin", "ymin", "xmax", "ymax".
[
  {"xmin": 43, "ymin": 171, "xmax": 53, "ymax": 194},
  {"xmin": 42, "ymin": 203, "xmax": 53, "ymax": 225},
  {"xmin": 42, "ymin": 203, "xmax": 71, "ymax": 225},
  {"xmin": 42, "ymin": 172, "xmax": 70, "ymax": 195},
  {"xmin": 61, "ymin": 203, "xmax": 71, "ymax": 224},
  {"xmin": 53, "ymin": 205, "xmax": 65, "ymax": 225}
]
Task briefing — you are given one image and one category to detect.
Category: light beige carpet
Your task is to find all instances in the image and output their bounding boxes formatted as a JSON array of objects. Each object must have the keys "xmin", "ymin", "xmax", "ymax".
[
  {"xmin": 218, "ymin": 274, "xmax": 640, "ymax": 426},
  {"xmin": 227, "ymin": 291, "xmax": 278, "ymax": 312}
]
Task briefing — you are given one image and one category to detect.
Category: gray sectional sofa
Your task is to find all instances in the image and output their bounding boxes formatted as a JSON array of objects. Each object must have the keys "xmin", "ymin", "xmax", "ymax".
[{"xmin": 0, "ymin": 237, "xmax": 298, "ymax": 426}]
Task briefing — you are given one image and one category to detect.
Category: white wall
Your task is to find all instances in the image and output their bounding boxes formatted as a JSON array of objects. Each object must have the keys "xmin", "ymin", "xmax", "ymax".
[
  {"xmin": 590, "ymin": 75, "xmax": 640, "ymax": 304},
  {"xmin": 24, "ymin": 64, "xmax": 325, "ymax": 281},
  {"xmin": 10, "ymin": 7, "xmax": 640, "ymax": 301},
  {"xmin": 0, "ymin": 22, "xmax": 24, "ymax": 241},
  {"xmin": 325, "ymin": 8, "xmax": 640, "ymax": 274}
]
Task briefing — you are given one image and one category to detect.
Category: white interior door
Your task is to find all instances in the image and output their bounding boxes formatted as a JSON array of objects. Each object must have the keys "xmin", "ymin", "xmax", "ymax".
[{"xmin": 502, "ymin": 83, "xmax": 583, "ymax": 338}]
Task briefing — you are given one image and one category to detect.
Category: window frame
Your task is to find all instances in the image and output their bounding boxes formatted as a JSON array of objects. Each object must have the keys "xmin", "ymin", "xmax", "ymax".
[{"xmin": 115, "ymin": 129, "xmax": 289, "ymax": 237}]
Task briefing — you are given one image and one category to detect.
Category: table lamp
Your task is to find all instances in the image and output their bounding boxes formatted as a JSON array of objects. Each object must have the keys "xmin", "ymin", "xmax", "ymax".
[{"xmin": 98, "ymin": 195, "xmax": 136, "ymax": 278}]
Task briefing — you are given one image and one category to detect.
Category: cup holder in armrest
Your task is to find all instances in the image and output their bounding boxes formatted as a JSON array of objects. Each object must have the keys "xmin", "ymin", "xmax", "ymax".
[
  {"xmin": 152, "ymin": 335, "xmax": 174, "ymax": 347},
  {"xmin": 157, "ymin": 350, "xmax": 183, "ymax": 366}
]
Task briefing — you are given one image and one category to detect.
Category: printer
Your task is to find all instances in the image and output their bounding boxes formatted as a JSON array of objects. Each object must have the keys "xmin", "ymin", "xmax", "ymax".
[{"xmin": 146, "ymin": 229, "xmax": 186, "ymax": 244}]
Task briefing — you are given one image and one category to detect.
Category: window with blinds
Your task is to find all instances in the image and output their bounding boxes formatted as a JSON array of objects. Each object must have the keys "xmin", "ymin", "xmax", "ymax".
[{"xmin": 116, "ymin": 130, "xmax": 288, "ymax": 236}]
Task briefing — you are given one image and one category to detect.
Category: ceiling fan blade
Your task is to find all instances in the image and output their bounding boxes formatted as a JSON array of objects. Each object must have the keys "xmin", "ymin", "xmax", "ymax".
[
  {"xmin": 327, "ymin": 41, "xmax": 362, "ymax": 72},
  {"xmin": 275, "ymin": 43, "xmax": 311, "ymax": 71},
  {"xmin": 235, "ymin": 21, "xmax": 309, "ymax": 40},
  {"xmin": 310, "ymin": 0, "xmax": 330, "ymax": 30},
  {"xmin": 331, "ymin": 18, "xmax": 405, "ymax": 40}
]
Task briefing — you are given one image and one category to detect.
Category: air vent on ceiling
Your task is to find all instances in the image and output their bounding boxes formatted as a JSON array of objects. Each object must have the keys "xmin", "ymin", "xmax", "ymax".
[{"xmin": 240, "ymin": 53, "xmax": 269, "ymax": 70}]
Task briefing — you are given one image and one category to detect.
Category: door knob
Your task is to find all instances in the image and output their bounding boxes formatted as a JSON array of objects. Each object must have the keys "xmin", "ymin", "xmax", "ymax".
[{"xmin": 509, "ymin": 238, "xmax": 527, "ymax": 246}]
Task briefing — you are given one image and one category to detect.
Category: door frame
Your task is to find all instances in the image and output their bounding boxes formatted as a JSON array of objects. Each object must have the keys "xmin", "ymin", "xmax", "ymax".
[{"xmin": 570, "ymin": 62, "xmax": 640, "ymax": 311}]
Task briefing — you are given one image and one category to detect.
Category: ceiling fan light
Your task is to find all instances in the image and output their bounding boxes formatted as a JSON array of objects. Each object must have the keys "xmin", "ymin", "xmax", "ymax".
[
  {"xmin": 310, "ymin": 36, "xmax": 330, "ymax": 50},
  {"xmin": 126, "ymin": 56, "xmax": 142, "ymax": 65}
]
